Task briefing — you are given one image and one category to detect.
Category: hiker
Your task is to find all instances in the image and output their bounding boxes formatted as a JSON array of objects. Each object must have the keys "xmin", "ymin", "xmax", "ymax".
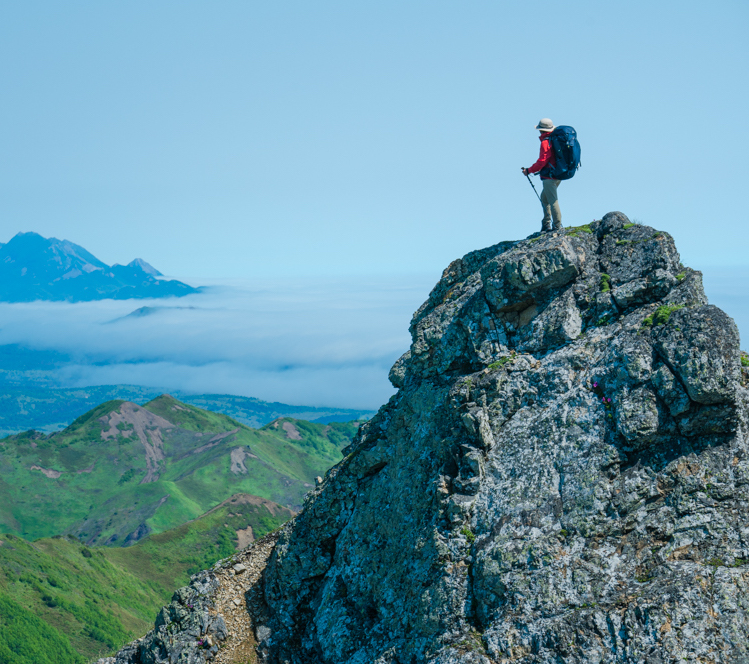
[{"xmin": 522, "ymin": 118, "xmax": 562, "ymax": 233}]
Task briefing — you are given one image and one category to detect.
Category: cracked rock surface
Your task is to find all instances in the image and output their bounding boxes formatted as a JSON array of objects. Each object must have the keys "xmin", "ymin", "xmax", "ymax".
[{"xmin": 110, "ymin": 213, "xmax": 749, "ymax": 663}]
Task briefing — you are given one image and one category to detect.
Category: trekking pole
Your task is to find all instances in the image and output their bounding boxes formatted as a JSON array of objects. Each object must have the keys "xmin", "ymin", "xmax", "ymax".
[{"xmin": 525, "ymin": 173, "xmax": 541, "ymax": 202}]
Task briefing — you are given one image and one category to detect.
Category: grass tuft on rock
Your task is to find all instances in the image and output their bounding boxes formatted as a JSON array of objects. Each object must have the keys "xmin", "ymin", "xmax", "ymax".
[
  {"xmin": 566, "ymin": 224, "xmax": 593, "ymax": 237},
  {"xmin": 641, "ymin": 304, "xmax": 685, "ymax": 328}
]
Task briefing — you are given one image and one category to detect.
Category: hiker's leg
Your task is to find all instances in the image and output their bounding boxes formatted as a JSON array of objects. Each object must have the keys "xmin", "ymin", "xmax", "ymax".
[
  {"xmin": 543, "ymin": 179, "xmax": 562, "ymax": 229},
  {"xmin": 551, "ymin": 179, "xmax": 562, "ymax": 229},
  {"xmin": 539, "ymin": 182, "xmax": 552, "ymax": 231}
]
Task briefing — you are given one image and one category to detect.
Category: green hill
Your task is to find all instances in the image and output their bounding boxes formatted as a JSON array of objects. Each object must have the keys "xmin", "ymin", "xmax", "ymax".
[
  {"xmin": 0, "ymin": 394, "xmax": 357, "ymax": 546},
  {"xmin": 0, "ymin": 493, "xmax": 293, "ymax": 663}
]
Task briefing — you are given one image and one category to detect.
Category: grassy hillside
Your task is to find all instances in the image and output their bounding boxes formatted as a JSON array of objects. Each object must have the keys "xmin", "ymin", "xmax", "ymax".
[
  {"xmin": 105, "ymin": 493, "xmax": 293, "ymax": 591},
  {"xmin": 0, "ymin": 394, "xmax": 356, "ymax": 546},
  {"xmin": 0, "ymin": 393, "xmax": 351, "ymax": 661},
  {"xmin": 0, "ymin": 592, "xmax": 83, "ymax": 664},
  {"xmin": 0, "ymin": 494, "xmax": 292, "ymax": 663}
]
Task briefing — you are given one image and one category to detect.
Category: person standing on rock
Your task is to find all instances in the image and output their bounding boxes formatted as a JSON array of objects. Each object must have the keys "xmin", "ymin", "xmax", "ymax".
[{"xmin": 522, "ymin": 118, "xmax": 563, "ymax": 233}]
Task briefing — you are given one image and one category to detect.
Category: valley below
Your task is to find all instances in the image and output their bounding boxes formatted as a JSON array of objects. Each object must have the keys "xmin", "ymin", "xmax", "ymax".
[{"xmin": 0, "ymin": 395, "xmax": 360, "ymax": 662}]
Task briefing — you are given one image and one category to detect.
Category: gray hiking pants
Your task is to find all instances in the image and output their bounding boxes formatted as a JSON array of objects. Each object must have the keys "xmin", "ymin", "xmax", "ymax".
[{"xmin": 540, "ymin": 179, "xmax": 562, "ymax": 229}]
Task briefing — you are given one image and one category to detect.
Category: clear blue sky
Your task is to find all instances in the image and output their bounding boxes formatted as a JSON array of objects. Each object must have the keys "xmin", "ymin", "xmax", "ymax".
[{"xmin": 1, "ymin": 0, "xmax": 747, "ymax": 280}]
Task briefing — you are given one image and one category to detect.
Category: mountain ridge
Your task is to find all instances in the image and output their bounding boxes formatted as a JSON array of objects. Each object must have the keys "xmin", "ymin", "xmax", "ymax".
[
  {"xmin": 0, "ymin": 231, "xmax": 198, "ymax": 302},
  {"xmin": 106, "ymin": 212, "xmax": 749, "ymax": 663}
]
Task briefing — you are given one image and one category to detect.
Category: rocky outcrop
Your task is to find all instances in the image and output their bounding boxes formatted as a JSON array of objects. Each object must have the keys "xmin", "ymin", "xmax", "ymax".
[{"xmin": 111, "ymin": 213, "xmax": 749, "ymax": 663}]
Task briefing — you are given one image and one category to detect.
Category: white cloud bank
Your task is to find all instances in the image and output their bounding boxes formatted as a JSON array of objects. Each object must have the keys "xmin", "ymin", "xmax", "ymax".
[
  {"xmin": 0, "ymin": 275, "xmax": 436, "ymax": 410},
  {"xmin": 0, "ymin": 268, "xmax": 745, "ymax": 411}
]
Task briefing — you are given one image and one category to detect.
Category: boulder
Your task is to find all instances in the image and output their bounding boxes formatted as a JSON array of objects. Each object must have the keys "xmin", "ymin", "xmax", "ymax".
[{"xmin": 655, "ymin": 305, "xmax": 740, "ymax": 404}]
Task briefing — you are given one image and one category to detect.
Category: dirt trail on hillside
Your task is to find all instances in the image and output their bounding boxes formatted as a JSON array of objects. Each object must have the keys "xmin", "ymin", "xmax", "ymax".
[{"xmin": 209, "ymin": 532, "xmax": 279, "ymax": 664}]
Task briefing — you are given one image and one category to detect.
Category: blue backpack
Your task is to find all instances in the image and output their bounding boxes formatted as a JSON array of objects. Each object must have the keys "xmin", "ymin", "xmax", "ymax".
[{"xmin": 540, "ymin": 126, "xmax": 581, "ymax": 181}]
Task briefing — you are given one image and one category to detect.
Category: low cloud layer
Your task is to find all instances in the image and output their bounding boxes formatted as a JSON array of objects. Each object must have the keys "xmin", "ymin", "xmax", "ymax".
[
  {"xmin": 0, "ymin": 269, "xmax": 745, "ymax": 411},
  {"xmin": 701, "ymin": 268, "xmax": 749, "ymax": 347},
  {"xmin": 0, "ymin": 276, "xmax": 435, "ymax": 410}
]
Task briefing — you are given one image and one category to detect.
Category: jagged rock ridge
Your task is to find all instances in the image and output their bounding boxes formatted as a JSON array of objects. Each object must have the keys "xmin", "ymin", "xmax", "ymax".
[{"xmin": 110, "ymin": 213, "xmax": 749, "ymax": 663}]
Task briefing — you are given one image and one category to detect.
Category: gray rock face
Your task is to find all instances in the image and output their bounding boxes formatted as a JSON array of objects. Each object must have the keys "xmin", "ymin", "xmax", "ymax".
[
  {"xmin": 656, "ymin": 305, "xmax": 740, "ymax": 405},
  {"xmin": 259, "ymin": 214, "xmax": 749, "ymax": 663},
  {"xmin": 110, "ymin": 213, "xmax": 749, "ymax": 664}
]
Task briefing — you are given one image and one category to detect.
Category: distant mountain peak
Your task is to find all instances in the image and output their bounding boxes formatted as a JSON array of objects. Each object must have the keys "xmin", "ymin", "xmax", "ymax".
[
  {"xmin": 105, "ymin": 305, "xmax": 199, "ymax": 324},
  {"xmin": 127, "ymin": 258, "xmax": 162, "ymax": 277},
  {"xmin": 0, "ymin": 232, "xmax": 198, "ymax": 302}
]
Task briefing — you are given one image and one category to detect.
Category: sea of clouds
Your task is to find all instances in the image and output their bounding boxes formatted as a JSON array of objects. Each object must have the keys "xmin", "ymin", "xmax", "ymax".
[
  {"xmin": 0, "ymin": 269, "xmax": 745, "ymax": 411},
  {"xmin": 0, "ymin": 276, "xmax": 434, "ymax": 410}
]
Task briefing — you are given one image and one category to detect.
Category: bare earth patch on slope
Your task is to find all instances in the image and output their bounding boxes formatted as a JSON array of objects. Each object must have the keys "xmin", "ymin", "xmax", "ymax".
[
  {"xmin": 30, "ymin": 464, "xmax": 62, "ymax": 479},
  {"xmin": 100, "ymin": 402, "xmax": 174, "ymax": 482}
]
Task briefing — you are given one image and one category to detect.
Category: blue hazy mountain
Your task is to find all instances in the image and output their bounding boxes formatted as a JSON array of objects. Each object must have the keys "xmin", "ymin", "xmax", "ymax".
[{"xmin": 0, "ymin": 232, "xmax": 198, "ymax": 302}]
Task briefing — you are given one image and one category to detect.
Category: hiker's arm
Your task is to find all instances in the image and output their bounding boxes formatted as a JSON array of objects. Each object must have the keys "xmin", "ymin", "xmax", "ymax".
[{"xmin": 526, "ymin": 140, "xmax": 552, "ymax": 175}]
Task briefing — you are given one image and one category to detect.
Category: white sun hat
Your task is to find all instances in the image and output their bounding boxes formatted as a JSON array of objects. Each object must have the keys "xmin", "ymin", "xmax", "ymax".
[{"xmin": 535, "ymin": 118, "xmax": 555, "ymax": 132}]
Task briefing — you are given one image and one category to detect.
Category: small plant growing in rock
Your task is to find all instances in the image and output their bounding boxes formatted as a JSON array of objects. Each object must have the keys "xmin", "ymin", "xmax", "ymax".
[
  {"xmin": 567, "ymin": 224, "xmax": 593, "ymax": 237},
  {"xmin": 590, "ymin": 382, "xmax": 612, "ymax": 410},
  {"xmin": 741, "ymin": 355, "xmax": 749, "ymax": 368},
  {"xmin": 460, "ymin": 526, "xmax": 476, "ymax": 544},
  {"xmin": 599, "ymin": 273, "xmax": 611, "ymax": 293},
  {"xmin": 488, "ymin": 352, "xmax": 515, "ymax": 371},
  {"xmin": 454, "ymin": 629, "xmax": 487, "ymax": 655},
  {"xmin": 641, "ymin": 304, "xmax": 684, "ymax": 328}
]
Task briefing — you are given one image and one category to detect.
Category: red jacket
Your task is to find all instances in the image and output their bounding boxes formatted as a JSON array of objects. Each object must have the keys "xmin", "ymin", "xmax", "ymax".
[{"xmin": 527, "ymin": 132, "xmax": 556, "ymax": 179}]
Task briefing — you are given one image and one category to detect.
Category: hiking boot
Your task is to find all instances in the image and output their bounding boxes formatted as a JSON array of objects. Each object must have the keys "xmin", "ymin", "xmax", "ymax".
[
  {"xmin": 541, "ymin": 223, "xmax": 552, "ymax": 233},
  {"xmin": 552, "ymin": 222, "xmax": 563, "ymax": 231}
]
